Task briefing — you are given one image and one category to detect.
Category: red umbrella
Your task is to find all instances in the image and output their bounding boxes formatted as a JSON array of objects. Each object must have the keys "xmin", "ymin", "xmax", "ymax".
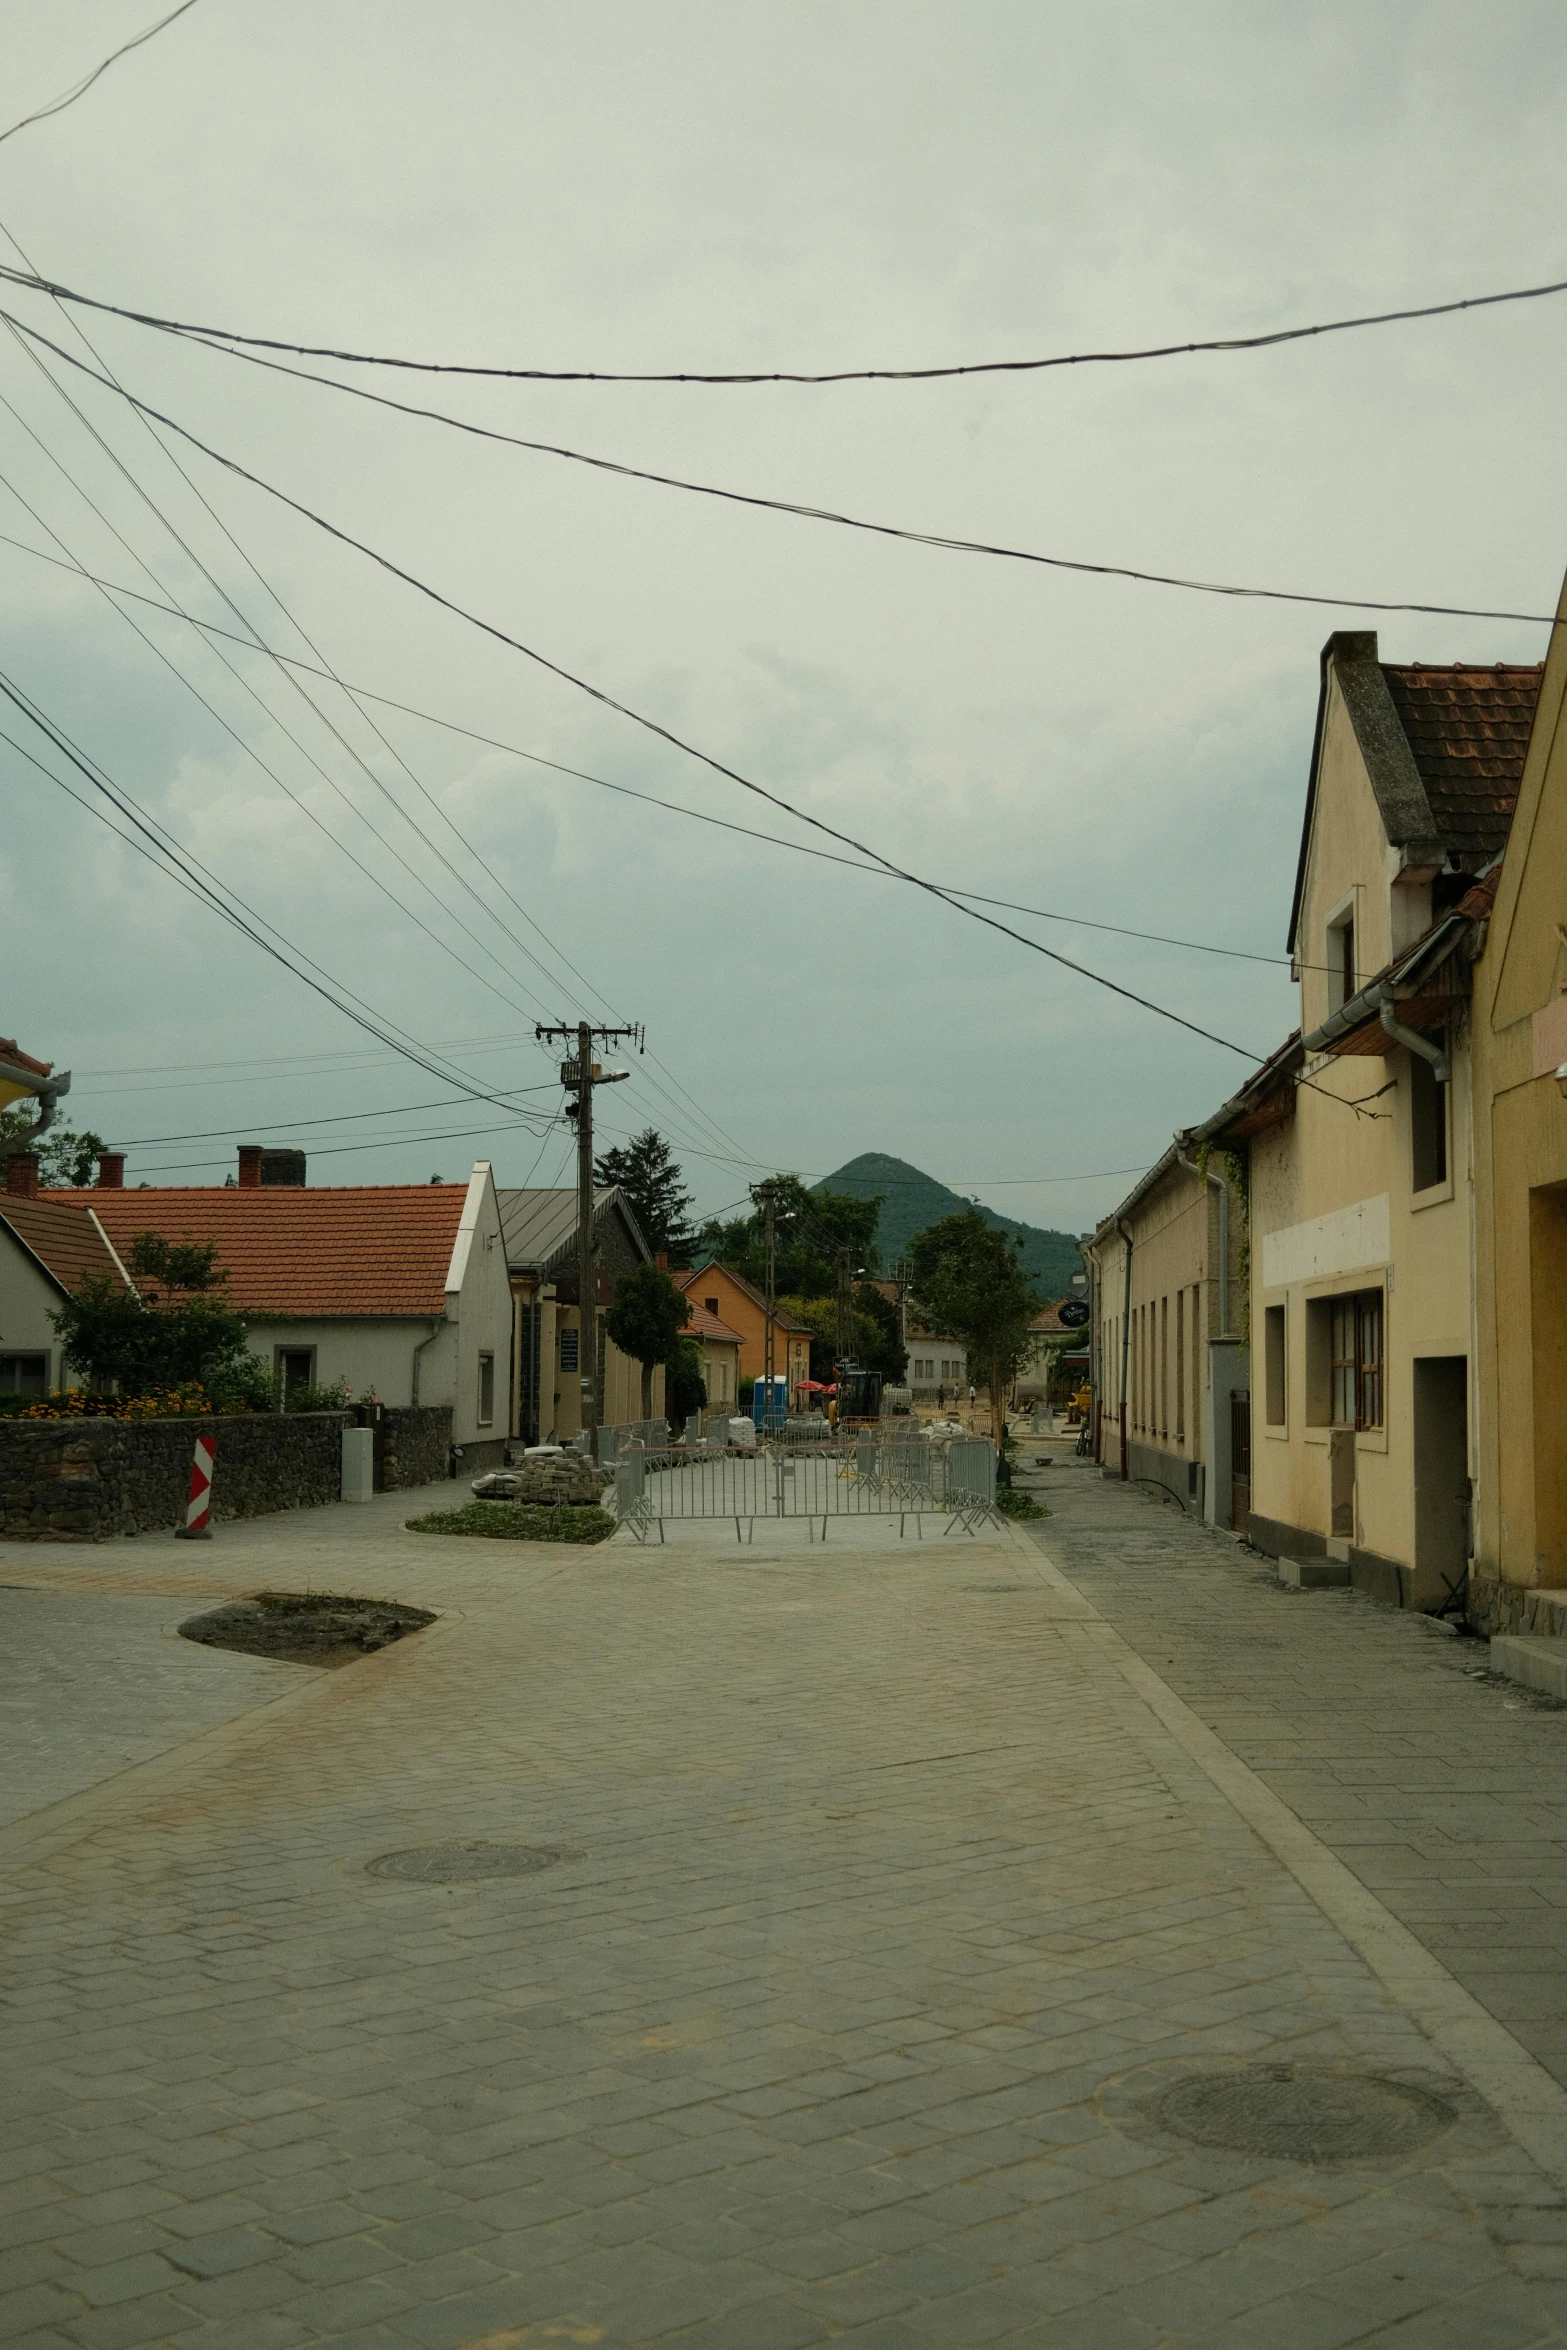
[{"xmin": 795, "ymin": 1379, "xmax": 832, "ymax": 1394}]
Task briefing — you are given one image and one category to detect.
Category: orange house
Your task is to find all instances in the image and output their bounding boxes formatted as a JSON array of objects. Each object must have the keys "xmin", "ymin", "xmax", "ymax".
[{"xmin": 676, "ymin": 1263, "xmax": 812, "ymax": 1393}]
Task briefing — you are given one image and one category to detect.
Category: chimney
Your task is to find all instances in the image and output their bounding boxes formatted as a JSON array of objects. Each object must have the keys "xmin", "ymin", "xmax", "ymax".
[
  {"xmin": 260, "ymin": 1149, "xmax": 306, "ymax": 1187},
  {"xmin": 654, "ymin": 1251, "xmax": 668, "ymax": 1269},
  {"xmin": 6, "ymin": 1151, "xmax": 38, "ymax": 1198},
  {"xmin": 96, "ymin": 1152, "xmax": 125, "ymax": 1190},
  {"xmin": 237, "ymin": 1145, "xmax": 264, "ymax": 1189}
]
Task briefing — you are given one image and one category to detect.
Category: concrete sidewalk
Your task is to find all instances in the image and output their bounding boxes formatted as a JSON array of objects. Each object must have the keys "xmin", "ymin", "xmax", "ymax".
[{"xmin": 2, "ymin": 1482, "xmax": 1567, "ymax": 2346}]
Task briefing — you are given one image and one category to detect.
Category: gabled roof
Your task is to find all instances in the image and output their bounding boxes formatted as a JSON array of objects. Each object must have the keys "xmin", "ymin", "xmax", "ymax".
[
  {"xmin": 674, "ymin": 1261, "xmax": 812, "ymax": 1332},
  {"xmin": 1381, "ymin": 663, "xmax": 1543, "ymax": 862},
  {"xmin": 46, "ymin": 1182, "xmax": 479, "ymax": 1318},
  {"xmin": 497, "ymin": 1185, "xmax": 650, "ymax": 1274},
  {"xmin": 0, "ymin": 1197, "xmax": 131, "ymax": 1297},
  {"xmin": 1287, "ymin": 633, "xmax": 1544, "ymax": 954},
  {"xmin": 682, "ymin": 1299, "xmax": 744, "ymax": 1345}
]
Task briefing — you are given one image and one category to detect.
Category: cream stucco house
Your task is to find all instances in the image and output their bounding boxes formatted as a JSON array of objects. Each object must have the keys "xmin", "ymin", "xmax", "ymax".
[{"xmin": 1232, "ymin": 633, "xmax": 1542, "ymax": 1608}]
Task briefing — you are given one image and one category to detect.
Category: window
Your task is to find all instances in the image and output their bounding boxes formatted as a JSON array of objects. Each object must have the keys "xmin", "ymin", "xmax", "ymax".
[
  {"xmin": 559, "ymin": 1326, "xmax": 579, "ymax": 1372},
  {"xmin": 0, "ymin": 1353, "xmax": 47, "ymax": 1395},
  {"xmin": 1326, "ymin": 903, "xmax": 1357, "ymax": 1014},
  {"xmin": 1160, "ymin": 1295, "xmax": 1169, "ymax": 1436},
  {"xmin": 704, "ymin": 1297, "xmax": 719, "ymax": 1317},
  {"xmin": 1176, "ymin": 1290, "xmax": 1186, "ymax": 1439},
  {"xmin": 274, "ymin": 1346, "xmax": 314, "ymax": 1402},
  {"xmin": 1264, "ymin": 1305, "xmax": 1286, "ymax": 1426},
  {"xmin": 1329, "ymin": 1291, "xmax": 1383, "ymax": 1429},
  {"xmin": 477, "ymin": 1351, "xmax": 495, "ymax": 1426},
  {"xmin": 1411, "ymin": 1040, "xmax": 1448, "ymax": 1191}
]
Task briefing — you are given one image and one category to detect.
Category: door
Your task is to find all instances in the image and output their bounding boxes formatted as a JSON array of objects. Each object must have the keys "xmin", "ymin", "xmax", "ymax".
[
  {"xmin": 1413, "ymin": 1356, "xmax": 1469, "ymax": 1607},
  {"xmin": 1230, "ymin": 1391, "xmax": 1251, "ymax": 1536}
]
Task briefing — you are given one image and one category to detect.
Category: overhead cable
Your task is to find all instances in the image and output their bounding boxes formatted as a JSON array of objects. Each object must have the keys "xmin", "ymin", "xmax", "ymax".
[
  {"xmin": 0, "ymin": 225, "xmax": 753, "ymax": 1172},
  {"xmin": 99, "ymin": 320, "xmax": 1560, "ymax": 627},
  {"xmin": 0, "ymin": 2, "xmax": 202, "ymax": 150},
  {"xmin": 3, "ymin": 255, "xmax": 1564, "ymax": 383},
  {"xmin": 0, "ymin": 524, "xmax": 1317, "ymax": 974},
  {"xmin": 0, "ymin": 323, "xmax": 1306, "ymax": 1062}
]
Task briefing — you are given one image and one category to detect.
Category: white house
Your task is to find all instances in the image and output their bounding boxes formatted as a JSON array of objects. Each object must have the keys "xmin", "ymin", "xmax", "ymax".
[
  {"xmin": 0, "ymin": 1183, "xmax": 134, "ymax": 1395},
  {"xmin": 38, "ymin": 1149, "xmax": 514, "ymax": 1460}
]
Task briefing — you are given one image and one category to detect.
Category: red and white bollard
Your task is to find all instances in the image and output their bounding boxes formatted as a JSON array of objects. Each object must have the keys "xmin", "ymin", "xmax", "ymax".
[{"xmin": 174, "ymin": 1435, "xmax": 216, "ymax": 1540}]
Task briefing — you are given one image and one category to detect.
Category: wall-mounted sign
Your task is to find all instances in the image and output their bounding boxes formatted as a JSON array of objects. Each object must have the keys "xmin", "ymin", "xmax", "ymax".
[{"xmin": 1057, "ymin": 1298, "xmax": 1090, "ymax": 1328}]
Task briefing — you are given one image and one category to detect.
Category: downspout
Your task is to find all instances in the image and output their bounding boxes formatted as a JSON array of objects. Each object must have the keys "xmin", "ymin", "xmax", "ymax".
[
  {"xmin": 0, "ymin": 1068, "xmax": 70, "ymax": 1159},
  {"xmin": 411, "ymin": 1318, "xmax": 442, "ymax": 1406},
  {"xmin": 1378, "ymin": 996, "xmax": 1450, "ymax": 1083},
  {"xmin": 1175, "ymin": 1142, "xmax": 1231, "ymax": 1340},
  {"xmin": 1116, "ymin": 1220, "xmax": 1133, "ymax": 1482}
]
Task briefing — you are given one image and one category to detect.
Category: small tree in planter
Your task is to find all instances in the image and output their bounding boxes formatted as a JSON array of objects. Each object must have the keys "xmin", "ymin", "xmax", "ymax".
[{"xmin": 603, "ymin": 1262, "xmax": 691, "ymax": 1421}]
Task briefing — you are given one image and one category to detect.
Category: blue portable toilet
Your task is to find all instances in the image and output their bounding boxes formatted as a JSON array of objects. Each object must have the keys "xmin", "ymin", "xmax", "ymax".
[{"xmin": 752, "ymin": 1374, "xmax": 789, "ymax": 1428}]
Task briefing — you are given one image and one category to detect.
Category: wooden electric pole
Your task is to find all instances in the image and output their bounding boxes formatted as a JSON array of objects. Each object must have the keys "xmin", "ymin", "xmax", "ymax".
[
  {"xmin": 536, "ymin": 1019, "xmax": 642, "ymax": 1446},
  {"xmin": 757, "ymin": 1179, "xmax": 779, "ymax": 1417}
]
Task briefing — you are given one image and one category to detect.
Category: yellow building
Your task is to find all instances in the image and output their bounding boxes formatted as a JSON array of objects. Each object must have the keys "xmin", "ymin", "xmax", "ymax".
[
  {"xmin": 1235, "ymin": 633, "xmax": 1541, "ymax": 1608},
  {"xmin": 1470, "ymin": 570, "xmax": 1567, "ymax": 1631}
]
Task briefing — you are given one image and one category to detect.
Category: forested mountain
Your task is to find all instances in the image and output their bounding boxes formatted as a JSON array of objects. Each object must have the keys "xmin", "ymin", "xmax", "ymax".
[{"xmin": 815, "ymin": 1152, "xmax": 1083, "ymax": 1296}]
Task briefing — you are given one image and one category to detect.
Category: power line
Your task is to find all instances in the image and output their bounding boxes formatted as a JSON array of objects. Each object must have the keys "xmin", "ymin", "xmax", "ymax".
[
  {"xmin": 0, "ymin": 220, "xmax": 754, "ymax": 1177},
  {"xmin": 106, "ymin": 320, "xmax": 1561, "ymax": 627},
  {"xmin": 115, "ymin": 1089, "xmax": 560, "ymax": 1149},
  {"xmin": 6, "ymin": 254, "xmax": 1565, "ymax": 383},
  {"xmin": 0, "ymin": 321, "xmax": 1279, "ymax": 1061},
  {"xmin": 0, "ymin": 672, "xmax": 574, "ymax": 1118},
  {"xmin": 0, "ymin": 2, "xmax": 201, "ymax": 150},
  {"xmin": 0, "ymin": 523, "xmax": 1318, "ymax": 974}
]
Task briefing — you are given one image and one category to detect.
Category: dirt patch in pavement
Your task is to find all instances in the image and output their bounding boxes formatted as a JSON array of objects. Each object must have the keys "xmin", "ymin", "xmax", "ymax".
[{"xmin": 178, "ymin": 1591, "xmax": 437, "ymax": 1669}]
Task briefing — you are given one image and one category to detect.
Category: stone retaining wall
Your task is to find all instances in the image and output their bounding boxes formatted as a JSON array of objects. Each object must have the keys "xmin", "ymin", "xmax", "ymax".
[{"xmin": 0, "ymin": 1405, "xmax": 455, "ymax": 1540}]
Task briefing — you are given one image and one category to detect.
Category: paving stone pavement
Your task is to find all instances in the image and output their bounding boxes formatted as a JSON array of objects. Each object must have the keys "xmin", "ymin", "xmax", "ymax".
[
  {"xmin": 2, "ymin": 1478, "xmax": 1567, "ymax": 2347},
  {"xmin": 1025, "ymin": 1461, "xmax": 1567, "ymax": 2089}
]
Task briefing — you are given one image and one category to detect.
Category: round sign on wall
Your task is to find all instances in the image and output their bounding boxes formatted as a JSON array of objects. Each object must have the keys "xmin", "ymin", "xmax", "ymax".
[{"xmin": 1057, "ymin": 1298, "xmax": 1091, "ymax": 1328}]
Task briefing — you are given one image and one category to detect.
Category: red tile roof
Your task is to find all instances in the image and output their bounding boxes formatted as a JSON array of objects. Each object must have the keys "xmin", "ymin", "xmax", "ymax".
[
  {"xmin": 0, "ymin": 1036, "xmax": 53, "ymax": 1080},
  {"xmin": 682, "ymin": 1301, "xmax": 744, "ymax": 1345},
  {"xmin": 0, "ymin": 1198, "xmax": 130, "ymax": 1295},
  {"xmin": 42, "ymin": 1186, "xmax": 470, "ymax": 1319},
  {"xmin": 1381, "ymin": 662, "xmax": 1543, "ymax": 860}
]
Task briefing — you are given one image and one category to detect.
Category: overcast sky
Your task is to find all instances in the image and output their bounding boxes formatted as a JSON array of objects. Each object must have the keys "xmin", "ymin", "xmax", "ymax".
[{"xmin": 2, "ymin": 1, "xmax": 1563, "ymax": 1243}]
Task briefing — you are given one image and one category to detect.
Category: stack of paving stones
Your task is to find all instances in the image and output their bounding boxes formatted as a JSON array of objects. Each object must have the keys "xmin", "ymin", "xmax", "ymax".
[{"xmin": 480, "ymin": 1452, "xmax": 606, "ymax": 1506}]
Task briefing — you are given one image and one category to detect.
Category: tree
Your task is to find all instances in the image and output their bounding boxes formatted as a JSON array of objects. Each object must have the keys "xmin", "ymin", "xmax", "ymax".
[
  {"xmin": 908, "ymin": 1209, "xmax": 1040, "ymax": 1444},
  {"xmin": 664, "ymin": 1335, "xmax": 707, "ymax": 1424},
  {"xmin": 775, "ymin": 1282, "xmax": 907, "ymax": 1386},
  {"xmin": 603, "ymin": 1261, "xmax": 691, "ymax": 1420},
  {"xmin": 0, "ymin": 1108, "xmax": 109, "ymax": 1188},
  {"xmin": 50, "ymin": 1231, "xmax": 259, "ymax": 1400},
  {"xmin": 693, "ymin": 1174, "xmax": 883, "ymax": 1296},
  {"xmin": 593, "ymin": 1130, "xmax": 696, "ymax": 1263}
]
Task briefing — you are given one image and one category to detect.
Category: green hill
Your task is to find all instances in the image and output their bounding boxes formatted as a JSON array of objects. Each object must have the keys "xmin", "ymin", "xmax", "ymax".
[{"xmin": 815, "ymin": 1153, "xmax": 1083, "ymax": 1297}]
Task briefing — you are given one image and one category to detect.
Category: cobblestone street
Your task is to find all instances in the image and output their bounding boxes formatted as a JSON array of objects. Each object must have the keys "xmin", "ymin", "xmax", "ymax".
[{"xmin": 3, "ymin": 1473, "xmax": 1567, "ymax": 2348}]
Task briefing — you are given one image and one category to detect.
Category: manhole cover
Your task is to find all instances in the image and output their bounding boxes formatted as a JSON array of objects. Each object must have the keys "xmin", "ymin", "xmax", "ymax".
[
  {"xmin": 1148, "ymin": 2065, "xmax": 1456, "ymax": 2162},
  {"xmin": 366, "ymin": 1841, "xmax": 583, "ymax": 1883}
]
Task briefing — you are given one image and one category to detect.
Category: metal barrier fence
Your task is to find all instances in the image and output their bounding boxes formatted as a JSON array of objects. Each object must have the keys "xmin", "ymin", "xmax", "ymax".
[
  {"xmin": 613, "ymin": 1436, "xmax": 1000, "ymax": 1542},
  {"xmin": 596, "ymin": 1418, "xmax": 670, "ymax": 1465}
]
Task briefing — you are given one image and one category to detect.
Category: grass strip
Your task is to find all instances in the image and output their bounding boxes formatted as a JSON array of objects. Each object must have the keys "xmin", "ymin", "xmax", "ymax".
[{"xmin": 406, "ymin": 1500, "xmax": 616, "ymax": 1544}]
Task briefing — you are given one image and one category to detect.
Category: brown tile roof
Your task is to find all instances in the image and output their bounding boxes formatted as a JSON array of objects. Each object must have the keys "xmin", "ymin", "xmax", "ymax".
[
  {"xmin": 682, "ymin": 1301, "xmax": 744, "ymax": 1345},
  {"xmin": 1381, "ymin": 662, "xmax": 1543, "ymax": 861},
  {"xmin": 0, "ymin": 1036, "xmax": 54, "ymax": 1080},
  {"xmin": 0, "ymin": 1198, "xmax": 130, "ymax": 1295},
  {"xmin": 42, "ymin": 1186, "xmax": 470, "ymax": 1319}
]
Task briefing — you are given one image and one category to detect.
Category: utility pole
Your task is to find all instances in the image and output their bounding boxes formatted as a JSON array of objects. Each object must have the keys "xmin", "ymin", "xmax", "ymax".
[
  {"xmin": 756, "ymin": 1179, "xmax": 779, "ymax": 1418},
  {"xmin": 836, "ymin": 1246, "xmax": 855, "ymax": 1378},
  {"xmin": 536, "ymin": 1019, "xmax": 642, "ymax": 1445}
]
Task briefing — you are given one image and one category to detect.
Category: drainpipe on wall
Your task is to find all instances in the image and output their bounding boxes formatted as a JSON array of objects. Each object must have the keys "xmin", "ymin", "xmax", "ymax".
[
  {"xmin": 1116, "ymin": 1219, "xmax": 1133, "ymax": 1482},
  {"xmin": 1175, "ymin": 1141, "xmax": 1231, "ymax": 1340},
  {"xmin": 411, "ymin": 1319, "xmax": 442, "ymax": 1407},
  {"xmin": 1378, "ymin": 996, "xmax": 1450, "ymax": 1082}
]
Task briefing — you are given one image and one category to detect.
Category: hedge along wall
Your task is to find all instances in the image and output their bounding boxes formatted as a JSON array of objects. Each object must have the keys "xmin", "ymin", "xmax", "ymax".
[{"xmin": 0, "ymin": 1405, "xmax": 455, "ymax": 1542}]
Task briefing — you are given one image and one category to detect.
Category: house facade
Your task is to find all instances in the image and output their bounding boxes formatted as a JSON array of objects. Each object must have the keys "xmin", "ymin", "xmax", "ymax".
[
  {"xmin": 680, "ymin": 1299, "xmax": 744, "ymax": 1414},
  {"xmin": 1236, "ymin": 635, "xmax": 1541, "ymax": 1608},
  {"xmin": 1470, "ymin": 572, "xmax": 1567, "ymax": 1630},
  {"xmin": 45, "ymin": 1146, "xmax": 515, "ymax": 1462},
  {"xmin": 500, "ymin": 1185, "xmax": 661, "ymax": 1443},
  {"xmin": 674, "ymin": 1263, "xmax": 811, "ymax": 1396},
  {"xmin": 1085, "ymin": 1080, "xmax": 1258, "ymax": 1526},
  {"xmin": 0, "ymin": 1166, "xmax": 134, "ymax": 1395},
  {"xmin": 905, "ymin": 1327, "xmax": 967, "ymax": 1398}
]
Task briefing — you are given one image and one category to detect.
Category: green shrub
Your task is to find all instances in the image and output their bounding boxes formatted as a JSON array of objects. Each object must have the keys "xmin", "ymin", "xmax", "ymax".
[
  {"xmin": 995, "ymin": 1487, "xmax": 1047, "ymax": 1520},
  {"xmin": 406, "ymin": 1501, "xmax": 616, "ymax": 1544}
]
